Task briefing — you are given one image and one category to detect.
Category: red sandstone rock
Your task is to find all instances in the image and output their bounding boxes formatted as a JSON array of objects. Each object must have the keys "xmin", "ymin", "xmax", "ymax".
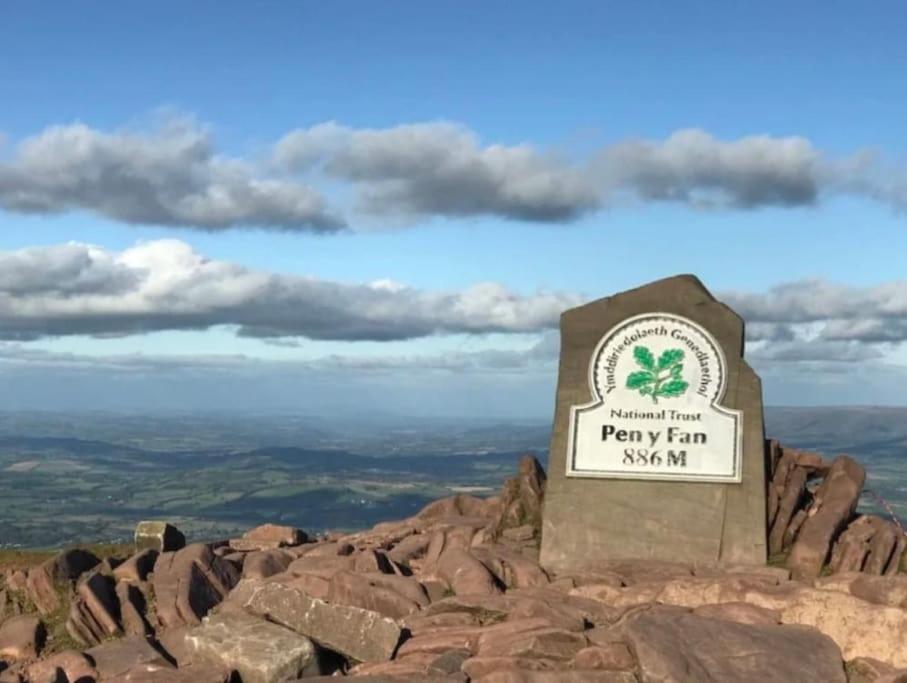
[{"xmin": 787, "ymin": 456, "xmax": 866, "ymax": 580}]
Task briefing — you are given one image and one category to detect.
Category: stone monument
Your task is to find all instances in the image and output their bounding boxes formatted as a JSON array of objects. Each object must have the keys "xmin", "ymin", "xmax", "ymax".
[{"xmin": 539, "ymin": 275, "xmax": 768, "ymax": 572}]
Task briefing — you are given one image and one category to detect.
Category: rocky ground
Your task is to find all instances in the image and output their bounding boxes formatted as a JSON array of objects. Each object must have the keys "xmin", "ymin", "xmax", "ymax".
[{"xmin": 1, "ymin": 445, "xmax": 906, "ymax": 682}]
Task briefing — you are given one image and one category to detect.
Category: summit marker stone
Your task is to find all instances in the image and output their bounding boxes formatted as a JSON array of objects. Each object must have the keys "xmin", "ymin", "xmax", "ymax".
[{"xmin": 539, "ymin": 275, "xmax": 769, "ymax": 572}]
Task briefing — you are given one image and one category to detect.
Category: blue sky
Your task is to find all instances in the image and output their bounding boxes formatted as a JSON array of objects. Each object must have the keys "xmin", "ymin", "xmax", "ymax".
[{"xmin": 1, "ymin": 1, "xmax": 906, "ymax": 416}]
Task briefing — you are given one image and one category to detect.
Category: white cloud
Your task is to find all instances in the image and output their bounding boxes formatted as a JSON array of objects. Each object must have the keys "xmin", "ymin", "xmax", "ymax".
[
  {"xmin": 2, "ymin": 116, "xmax": 907, "ymax": 230},
  {"xmin": 0, "ymin": 240, "xmax": 579, "ymax": 341},
  {"xmin": 275, "ymin": 121, "xmax": 600, "ymax": 222},
  {"xmin": 0, "ymin": 118, "xmax": 343, "ymax": 232}
]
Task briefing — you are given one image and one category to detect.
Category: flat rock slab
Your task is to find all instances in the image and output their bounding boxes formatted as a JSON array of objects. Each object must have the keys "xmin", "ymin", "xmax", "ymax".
[
  {"xmin": 185, "ymin": 610, "xmax": 319, "ymax": 683},
  {"xmin": 86, "ymin": 635, "xmax": 174, "ymax": 680},
  {"xmin": 620, "ymin": 605, "xmax": 847, "ymax": 683},
  {"xmin": 236, "ymin": 580, "xmax": 403, "ymax": 663}
]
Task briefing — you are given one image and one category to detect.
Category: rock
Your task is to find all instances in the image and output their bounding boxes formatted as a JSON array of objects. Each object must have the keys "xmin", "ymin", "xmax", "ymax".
[
  {"xmin": 114, "ymin": 549, "xmax": 159, "ymax": 584},
  {"xmin": 415, "ymin": 495, "xmax": 496, "ymax": 523},
  {"xmin": 242, "ymin": 549, "xmax": 293, "ymax": 580},
  {"xmin": 134, "ymin": 521, "xmax": 185, "ymax": 553},
  {"xmin": 0, "ymin": 616, "xmax": 46, "ymax": 661},
  {"xmin": 620, "ymin": 605, "xmax": 846, "ymax": 683},
  {"xmin": 787, "ymin": 455, "xmax": 866, "ymax": 579},
  {"xmin": 26, "ymin": 549, "xmax": 101, "ymax": 615},
  {"xmin": 327, "ymin": 571, "xmax": 428, "ymax": 618},
  {"xmin": 830, "ymin": 516, "xmax": 877, "ymax": 573},
  {"xmin": 152, "ymin": 543, "xmax": 239, "ymax": 628},
  {"xmin": 815, "ymin": 572, "xmax": 907, "ymax": 608},
  {"xmin": 387, "ymin": 534, "xmax": 432, "ymax": 565},
  {"xmin": 572, "ymin": 643, "xmax": 636, "ymax": 671},
  {"xmin": 769, "ymin": 465, "xmax": 808, "ymax": 556},
  {"xmin": 501, "ymin": 525, "xmax": 536, "ymax": 543},
  {"xmin": 107, "ymin": 663, "xmax": 231, "ymax": 682},
  {"xmin": 85, "ymin": 635, "xmax": 172, "ymax": 680},
  {"xmin": 66, "ymin": 571, "xmax": 124, "ymax": 647},
  {"xmin": 236, "ymin": 579, "xmax": 404, "ymax": 662},
  {"xmin": 691, "ymin": 601, "xmax": 781, "ymax": 625},
  {"xmin": 489, "ymin": 455, "xmax": 546, "ymax": 538},
  {"xmin": 25, "ymin": 650, "xmax": 97, "ymax": 683},
  {"xmin": 580, "ymin": 575, "xmax": 907, "ymax": 668},
  {"xmin": 435, "ymin": 547, "xmax": 502, "ymax": 596},
  {"xmin": 185, "ymin": 610, "xmax": 320, "ymax": 682},
  {"xmin": 846, "ymin": 657, "xmax": 907, "ymax": 683},
  {"xmin": 475, "ymin": 620, "xmax": 588, "ymax": 660},
  {"xmin": 116, "ymin": 581, "xmax": 154, "ymax": 637},
  {"xmin": 471, "ymin": 546, "xmax": 550, "ymax": 590},
  {"xmin": 230, "ymin": 523, "xmax": 308, "ymax": 551},
  {"xmin": 461, "ymin": 657, "xmax": 559, "ymax": 679}
]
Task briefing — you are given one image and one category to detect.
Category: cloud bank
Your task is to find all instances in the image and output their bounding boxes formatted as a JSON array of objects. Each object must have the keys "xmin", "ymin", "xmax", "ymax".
[
  {"xmin": 0, "ymin": 240, "xmax": 579, "ymax": 341},
  {"xmin": 1, "ymin": 117, "xmax": 906, "ymax": 231}
]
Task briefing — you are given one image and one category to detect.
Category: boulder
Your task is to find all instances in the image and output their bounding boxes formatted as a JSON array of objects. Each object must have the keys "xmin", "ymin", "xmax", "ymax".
[
  {"xmin": 114, "ymin": 549, "xmax": 159, "ymax": 584},
  {"xmin": 152, "ymin": 543, "xmax": 240, "ymax": 628},
  {"xmin": 85, "ymin": 635, "xmax": 173, "ymax": 680},
  {"xmin": 488, "ymin": 455, "xmax": 546, "ymax": 538},
  {"xmin": 691, "ymin": 601, "xmax": 781, "ymax": 626},
  {"xmin": 620, "ymin": 605, "xmax": 846, "ymax": 683},
  {"xmin": 185, "ymin": 610, "xmax": 320, "ymax": 683},
  {"xmin": 578, "ymin": 575, "xmax": 907, "ymax": 667},
  {"xmin": 769, "ymin": 465, "xmax": 808, "ymax": 556},
  {"xmin": 25, "ymin": 549, "xmax": 101, "ymax": 615},
  {"xmin": 435, "ymin": 547, "xmax": 502, "ymax": 596},
  {"xmin": 135, "ymin": 521, "xmax": 185, "ymax": 553},
  {"xmin": 229, "ymin": 523, "xmax": 308, "ymax": 551},
  {"xmin": 0, "ymin": 616, "xmax": 46, "ymax": 661},
  {"xmin": 25, "ymin": 650, "xmax": 97, "ymax": 683},
  {"xmin": 787, "ymin": 455, "xmax": 866, "ymax": 579},
  {"xmin": 235, "ymin": 580, "xmax": 404, "ymax": 662},
  {"xmin": 242, "ymin": 549, "xmax": 293, "ymax": 580},
  {"xmin": 327, "ymin": 571, "xmax": 428, "ymax": 618},
  {"xmin": 415, "ymin": 495, "xmax": 496, "ymax": 523},
  {"xmin": 68, "ymin": 571, "xmax": 122, "ymax": 646},
  {"xmin": 116, "ymin": 581, "xmax": 154, "ymax": 637},
  {"xmin": 572, "ymin": 643, "xmax": 636, "ymax": 671},
  {"xmin": 815, "ymin": 572, "xmax": 907, "ymax": 609}
]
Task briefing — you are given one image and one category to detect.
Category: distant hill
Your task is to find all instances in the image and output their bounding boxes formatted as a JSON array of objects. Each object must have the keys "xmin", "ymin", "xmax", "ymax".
[{"xmin": 765, "ymin": 406, "xmax": 907, "ymax": 459}]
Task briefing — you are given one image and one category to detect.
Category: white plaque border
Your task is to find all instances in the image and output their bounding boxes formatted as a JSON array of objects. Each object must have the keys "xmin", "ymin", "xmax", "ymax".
[{"xmin": 565, "ymin": 312, "xmax": 744, "ymax": 484}]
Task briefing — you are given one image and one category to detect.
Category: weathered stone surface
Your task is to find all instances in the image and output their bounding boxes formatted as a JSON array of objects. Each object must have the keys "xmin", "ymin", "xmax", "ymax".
[
  {"xmin": 845, "ymin": 657, "xmax": 907, "ymax": 683},
  {"xmin": 488, "ymin": 456, "xmax": 546, "ymax": 539},
  {"xmin": 572, "ymin": 643, "xmax": 636, "ymax": 671},
  {"xmin": 787, "ymin": 455, "xmax": 866, "ymax": 580},
  {"xmin": 106, "ymin": 663, "xmax": 231, "ymax": 682},
  {"xmin": 620, "ymin": 605, "xmax": 846, "ymax": 683},
  {"xmin": 114, "ymin": 549, "xmax": 159, "ymax": 584},
  {"xmin": 85, "ymin": 635, "xmax": 172, "ymax": 680},
  {"xmin": 691, "ymin": 601, "xmax": 781, "ymax": 625},
  {"xmin": 25, "ymin": 650, "xmax": 97, "ymax": 683},
  {"xmin": 242, "ymin": 549, "xmax": 293, "ymax": 580},
  {"xmin": 815, "ymin": 572, "xmax": 907, "ymax": 609},
  {"xmin": 236, "ymin": 580, "xmax": 404, "ymax": 662},
  {"xmin": 134, "ymin": 521, "xmax": 185, "ymax": 553},
  {"xmin": 435, "ymin": 547, "xmax": 502, "ymax": 596},
  {"xmin": 540, "ymin": 276, "xmax": 768, "ymax": 572},
  {"xmin": 0, "ymin": 616, "xmax": 45, "ymax": 661},
  {"xmin": 326, "ymin": 570, "xmax": 425, "ymax": 619},
  {"xmin": 26, "ymin": 549, "xmax": 100, "ymax": 615},
  {"xmin": 185, "ymin": 610, "xmax": 320, "ymax": 683},
  {"xmin": 152, "ymin": 543, "xmax": 239, "ymax": 628},
  {"xmin": 415, "ymin": 495, "xmax": 496, "ymax": 523},
  {"xmin": 116, "ymin": 581, "xmax": 153, "ymax": 637},
  {"xmin": 230, "ymin": 523, "xmax": 308, "ymax": 551},
  {"xmin": 579, "ymin": 575, "xmax": 907, "ymax": 667},
  {"xmin": 769, "ymin": 465, "xmax": 807, "ymax": 555}
]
